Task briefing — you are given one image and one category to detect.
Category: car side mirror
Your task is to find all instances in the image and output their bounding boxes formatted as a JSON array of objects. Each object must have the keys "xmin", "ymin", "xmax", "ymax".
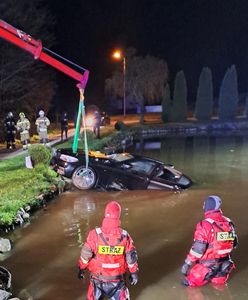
[{"xmin": 122, "ymin": 164, "xmax": 131, "ymax": 169}]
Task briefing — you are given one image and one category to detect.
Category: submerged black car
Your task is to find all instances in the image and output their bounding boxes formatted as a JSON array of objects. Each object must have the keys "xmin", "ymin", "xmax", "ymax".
[{"xmin": 51, "ymin": 148, "xmax": 192, "ymax": 191}]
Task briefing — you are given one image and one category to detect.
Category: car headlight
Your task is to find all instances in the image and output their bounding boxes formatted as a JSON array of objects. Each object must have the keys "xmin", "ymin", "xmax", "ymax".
[{"xmin": 60, "ymin": 154, "xmax": 79, "ymax": 163}]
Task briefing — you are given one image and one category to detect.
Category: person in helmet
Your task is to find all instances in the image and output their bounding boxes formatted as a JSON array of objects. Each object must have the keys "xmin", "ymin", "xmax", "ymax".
[
  {"xmin": 16, "ymin": 112, "xmax": 31, "ymax": 150},
  {"xmin": 78, "ymin": 201, "xmax": 139, "ymax": 300},
  {"xmin": 4, "ymin": 112, "xmax": 16, "ymax": 149},
  {"xmin": 181, "ymin": 195, "xmax": 238, "ymax": 287},
  {"xmin": 35, "ymin": 110, "xmax": 50, "ymax": 144}
]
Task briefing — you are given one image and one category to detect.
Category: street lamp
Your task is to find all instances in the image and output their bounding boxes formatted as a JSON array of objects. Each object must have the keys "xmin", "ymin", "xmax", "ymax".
[{"xmin": 112, "ymin": 50, "xmax": 126, "ymax": 117}]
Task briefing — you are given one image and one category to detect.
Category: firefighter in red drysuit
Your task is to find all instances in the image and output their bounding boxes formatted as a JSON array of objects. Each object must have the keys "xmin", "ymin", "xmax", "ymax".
[
  {"xmin": 78, "ymin": 201, "xmax": 139, "ymax": 300},
  {"xmin": 181, "ymin": 195, "xmax": 238, "ymax": 287}
]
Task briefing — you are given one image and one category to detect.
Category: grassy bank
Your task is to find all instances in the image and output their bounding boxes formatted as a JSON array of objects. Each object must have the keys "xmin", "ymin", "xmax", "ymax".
[{"xmin": 0, "ymin": 151, "xmax": 59, "ymax": 226}]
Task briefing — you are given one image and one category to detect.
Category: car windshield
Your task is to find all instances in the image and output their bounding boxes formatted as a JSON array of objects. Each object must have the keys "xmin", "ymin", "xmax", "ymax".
[
  {"xmin": 125, "ymin": 159, "xmax": 157, "ymax": 174},
  {"xmin": 109, "ymin": 153, "xmax": 134, "ymax": 162}
]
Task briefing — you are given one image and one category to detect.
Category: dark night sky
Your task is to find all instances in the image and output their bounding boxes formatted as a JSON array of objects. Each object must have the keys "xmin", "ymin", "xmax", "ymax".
[{"xmin": 45, "ymin": 0, "xmax": 248, "ymax": 112}]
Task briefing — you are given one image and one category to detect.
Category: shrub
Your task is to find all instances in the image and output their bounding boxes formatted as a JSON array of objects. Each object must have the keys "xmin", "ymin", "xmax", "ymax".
[
  {"xmin": 194, "ymin": 67, "xmax": 213, "ymax": 121},
  {"xmin": 28, "ymin": 144, "xmax": 52, "ymax": 166},
  {"xmin": 218, "ymin": 65, "xmax": 239, "ymax": 121},
  {"xmin": 114, "ymin": 121, "xmax": 127, "ymax": 131},
  {"xmin": 171, "ymin": 70, "xmax": 188, "ymax": 122}
]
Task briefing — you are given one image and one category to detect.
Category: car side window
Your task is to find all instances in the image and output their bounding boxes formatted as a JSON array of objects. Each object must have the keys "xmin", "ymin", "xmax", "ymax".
[
  {"xmin": 129, "ymin": 160, "xmax": 156, "ymax": 174},
  {"xmin": 156, "ymin": 167, "xmax": 175, "ymax": 181}
]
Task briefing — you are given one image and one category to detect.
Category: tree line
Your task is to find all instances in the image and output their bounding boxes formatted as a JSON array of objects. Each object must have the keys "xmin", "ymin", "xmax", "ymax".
[
  {"xmin": 161, "ymin": 65, "xmax": 241, "ymax": 123},
  {"xmin": 106, "ymin": 50, "xmax": 246, "ymax": 123}
]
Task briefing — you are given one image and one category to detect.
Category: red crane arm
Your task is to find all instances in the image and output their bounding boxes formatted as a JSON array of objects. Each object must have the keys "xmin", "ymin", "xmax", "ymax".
[{"xmin": 0, "ymin": 19, "xmax": 89, "ymax": 89}]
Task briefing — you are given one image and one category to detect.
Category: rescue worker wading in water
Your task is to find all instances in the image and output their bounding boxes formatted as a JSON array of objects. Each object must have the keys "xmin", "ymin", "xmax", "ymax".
[
  {"xmin": 78, "ymin": 201, "xmax": 139, "ymax": 300},
  {"xmin": 181, "ymin": 195, "xmax": 238, "ymax": 287}
]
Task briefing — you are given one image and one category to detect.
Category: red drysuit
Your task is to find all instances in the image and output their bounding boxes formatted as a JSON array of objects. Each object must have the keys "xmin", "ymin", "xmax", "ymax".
[
  {"xmin": 182, "ymin": 209, "xmax": 237, "ymax": 286},
  {"xmin": 78, "ymin": 201, "xmax": 139, "ymax": 300}
]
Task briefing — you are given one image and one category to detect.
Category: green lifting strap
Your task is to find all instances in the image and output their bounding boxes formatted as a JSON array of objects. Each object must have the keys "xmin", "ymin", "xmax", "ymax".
[
  {"xmin": 72, "ymin": 88, "xmax": 89, "ymax": 169},
  {"xmin": 72, "ymin": 99, "xmax": 82, "ymax": 153}
]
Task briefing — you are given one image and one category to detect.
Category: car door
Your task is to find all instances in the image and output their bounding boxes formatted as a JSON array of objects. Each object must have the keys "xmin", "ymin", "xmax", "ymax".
[
  {"xmin": 96, "ymin": 160, "xmax": 148, "ymax": 190},
  {"xmin": 147, "ymin": 165, "xmax": 180, "ymax": 190},
  {"xmin": 115, "ymin": 161, "xmax": 149, "ymax": 190}
]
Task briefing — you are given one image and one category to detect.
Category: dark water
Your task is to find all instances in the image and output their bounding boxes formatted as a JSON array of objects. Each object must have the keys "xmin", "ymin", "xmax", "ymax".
[{"xmin": 3, "ymin": 135, "xmax": 248, "ymax": 300}]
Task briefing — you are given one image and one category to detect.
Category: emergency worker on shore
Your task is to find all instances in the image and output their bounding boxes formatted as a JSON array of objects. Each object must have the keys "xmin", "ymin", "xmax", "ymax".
[
  {"xmin": 17, "ymin": 112, "xmax": 30, "ymax": 150},
  {"xmin": 181, "ymin": 195, "xmax": 238, "ymax": 287},
  {"xmin": 78, "ymin": 201, "xmax": 139, "ymax": 300},
  {"xmin": 35, "ymin": 110, "xmax": 50, "ymax": 144},
  {"xmin": 4, "ymin": 112, "xmax": 16, "ymax": 149},
  {"xmin": 60, "ymin": 112, "xmax": 68, "ymax": 141}
]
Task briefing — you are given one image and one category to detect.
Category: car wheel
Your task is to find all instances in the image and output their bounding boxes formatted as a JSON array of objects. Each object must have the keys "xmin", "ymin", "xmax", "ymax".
[{"xmin": 72, "ymin": 166, "xmax": 97, "ymax": 190}]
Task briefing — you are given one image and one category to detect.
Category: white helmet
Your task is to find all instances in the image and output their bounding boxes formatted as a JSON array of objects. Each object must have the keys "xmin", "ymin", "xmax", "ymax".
[{"xmin": 39, "ymin": 110, "xmax": 45, "ymax": 117}]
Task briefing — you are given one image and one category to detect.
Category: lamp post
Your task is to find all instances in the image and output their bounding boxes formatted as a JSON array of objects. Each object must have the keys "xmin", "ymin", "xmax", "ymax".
[{"xmin": 112, "ymin": 50, "xmax": 126, "ymax": 117}]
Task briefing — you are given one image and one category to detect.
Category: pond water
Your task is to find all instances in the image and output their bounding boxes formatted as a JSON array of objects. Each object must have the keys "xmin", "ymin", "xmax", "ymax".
[{"xmin": 3, "ymin": 134, "xmax": 248, "ymax": 300}]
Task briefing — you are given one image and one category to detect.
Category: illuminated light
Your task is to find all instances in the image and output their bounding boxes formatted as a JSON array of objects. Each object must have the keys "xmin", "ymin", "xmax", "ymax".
[
  {"xmin": 112, "ymin": 50, "xmax": 122, "ymax": 60},
  {"xmin": 86, "ymin": 115, "xmax": 95, "ymax": 127}
]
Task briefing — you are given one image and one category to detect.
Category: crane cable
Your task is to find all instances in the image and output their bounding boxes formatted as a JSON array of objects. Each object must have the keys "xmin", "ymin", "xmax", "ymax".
[{"xmin": 72, "ymin": 87, "xmax": 89, "ymax": 169}]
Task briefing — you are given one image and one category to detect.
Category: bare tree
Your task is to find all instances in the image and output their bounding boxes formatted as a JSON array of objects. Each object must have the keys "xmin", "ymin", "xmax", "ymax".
[
  {"xmin": 105, "ymin": 49, "xmax": 168, "ymax": 124},
  {"xmin": 0, "ymin": 0, "xmax": 56, "ymax": 123}
]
